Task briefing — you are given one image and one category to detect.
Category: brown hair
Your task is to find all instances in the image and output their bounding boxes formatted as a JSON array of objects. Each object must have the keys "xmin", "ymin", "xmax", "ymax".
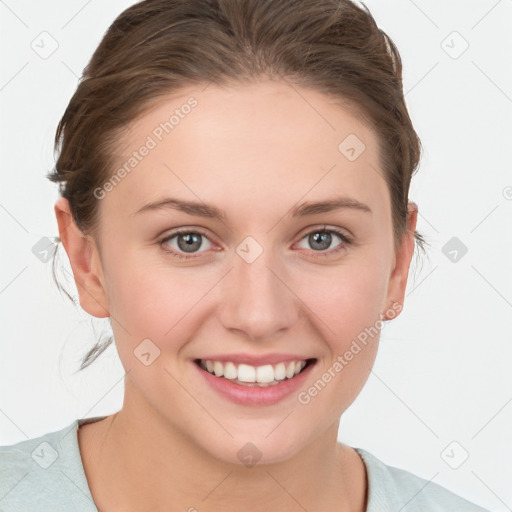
[{"xmin": 48, "ymin": 0, "xmax": 428, "ymax": 370}]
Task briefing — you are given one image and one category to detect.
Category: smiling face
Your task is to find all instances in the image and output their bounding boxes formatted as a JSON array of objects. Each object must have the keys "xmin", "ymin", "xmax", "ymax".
[{"xmin": 59, "ymin": 79, "xmax": 417, "ymax": 465}]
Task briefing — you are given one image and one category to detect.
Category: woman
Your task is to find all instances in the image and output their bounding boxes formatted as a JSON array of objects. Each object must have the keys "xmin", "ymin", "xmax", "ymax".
[{"xmin": 0, "ymin": 1, "xmax": 492, "ymax": 510}]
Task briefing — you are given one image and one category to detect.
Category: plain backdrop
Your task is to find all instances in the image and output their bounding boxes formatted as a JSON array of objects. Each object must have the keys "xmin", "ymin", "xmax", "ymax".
[{"xmin": 0, "ymin": 1, "xmax": 511, "ymax": 510}]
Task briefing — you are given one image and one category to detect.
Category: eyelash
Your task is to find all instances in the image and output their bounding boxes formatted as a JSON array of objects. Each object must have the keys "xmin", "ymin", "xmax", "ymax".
[{"xmin": 159, "ymin": 226, "xmax": 353, "ymax": 260}]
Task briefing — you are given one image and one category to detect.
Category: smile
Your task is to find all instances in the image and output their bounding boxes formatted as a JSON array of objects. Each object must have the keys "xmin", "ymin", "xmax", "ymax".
[{"xmin": 195, "ymin": 358, "xmax": 315, "ymax": 387}]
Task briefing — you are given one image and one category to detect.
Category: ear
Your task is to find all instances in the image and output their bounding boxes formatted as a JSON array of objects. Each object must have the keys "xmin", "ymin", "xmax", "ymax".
[
  {"xmin": 381, "ymin": 201, "xmax": 418, "ymax": 321},
  {"xmin": 54, "ymin": 197, "xmax": 109, "ymax": 318}
]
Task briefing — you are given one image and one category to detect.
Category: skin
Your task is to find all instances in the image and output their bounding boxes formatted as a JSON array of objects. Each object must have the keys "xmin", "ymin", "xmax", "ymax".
[{"xmin": 55, "ymin": 79, "xmax": 418, "ymax": 512}]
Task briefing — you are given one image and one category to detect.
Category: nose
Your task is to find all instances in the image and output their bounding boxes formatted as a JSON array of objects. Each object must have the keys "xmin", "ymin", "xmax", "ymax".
[{"xmin": 218, "ymin": 247, "xmax": 299, "ymax": 342}]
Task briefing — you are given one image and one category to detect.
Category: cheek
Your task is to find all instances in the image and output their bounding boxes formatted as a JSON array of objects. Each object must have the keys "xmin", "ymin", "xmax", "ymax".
[
  {"xmin": 292, "ymin": 253, "xmax": 389, "ymax": 402},
  {"xmin": 107, "ymin": 262, "xmax": 194, "ymax": 335},
  {"xmin": 297, "ymin": 253, "xmax": 390, "ymax": 344},
  {"xmin": 104, "ymin": 253, "xmax": 223, "ymax": 363}
]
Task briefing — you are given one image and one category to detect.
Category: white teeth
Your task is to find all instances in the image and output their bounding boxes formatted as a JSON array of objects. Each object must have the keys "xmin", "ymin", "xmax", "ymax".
[
  {"xmin": 213, "ymin": 361, "xmax": 224, "ymax": 377},
  {"xmin": 224, "ymin": 362, "xmax": 237, "ymax": 380},
  {"xmin": 274, "ymin": 362, "xmax": 286, "ymax": 380},
  {"xmin": 237, "ymin": 364, "xmax": 256, "ymax": 383},
  {"xmin": 285, "ymin": 362, "xmax": 295, "ymax": 379},
  {"xmin": 256, "ymin": 364, "xmax": 274, "ymax": 383},
  {"xmin": 199, "ymin": 358, "xmax": 311, "ymax": 384}
]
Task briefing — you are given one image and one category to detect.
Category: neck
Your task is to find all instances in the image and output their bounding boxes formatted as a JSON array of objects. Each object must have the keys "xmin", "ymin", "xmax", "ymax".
[{"xmin": 78, "ymin": 385, "xmax": 367, "ymax": 512}]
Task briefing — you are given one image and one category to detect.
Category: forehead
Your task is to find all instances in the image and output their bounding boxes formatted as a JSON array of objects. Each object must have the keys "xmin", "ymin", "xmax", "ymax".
[{"xmin": 103, "ymin": 80, "xmax": 390, "ymax": 224}]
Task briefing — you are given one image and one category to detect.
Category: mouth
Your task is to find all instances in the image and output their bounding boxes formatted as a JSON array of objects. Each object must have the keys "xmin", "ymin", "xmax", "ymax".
[{"xmin": 194, "ymin": 358, "xmax": 317, "ymax": 387}]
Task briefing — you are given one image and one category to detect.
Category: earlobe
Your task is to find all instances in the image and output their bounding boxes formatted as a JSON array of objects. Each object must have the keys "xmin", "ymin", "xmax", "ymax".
[
  {"xmin": 382, "ymin": 201, "xmax": 419, "ymax": 321},
  {"xmin": 54, "ymin": 197, "xmax": 109, "ymax": 318}
]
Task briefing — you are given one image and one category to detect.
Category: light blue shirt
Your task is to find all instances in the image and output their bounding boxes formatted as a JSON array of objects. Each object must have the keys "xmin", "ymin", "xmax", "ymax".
[{"xmin": 0, "ymin": 416, "xmax": 491, "ymax": 511}]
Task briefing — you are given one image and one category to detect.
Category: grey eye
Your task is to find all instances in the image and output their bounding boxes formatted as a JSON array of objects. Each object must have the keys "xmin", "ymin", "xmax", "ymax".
[
  {"xmin": 163, "ymin": 231, "xmax": 213, "ymax": 254},
  {"xmin": 297, "ymin": 230, "xmax": 344, "ymax": 252}
]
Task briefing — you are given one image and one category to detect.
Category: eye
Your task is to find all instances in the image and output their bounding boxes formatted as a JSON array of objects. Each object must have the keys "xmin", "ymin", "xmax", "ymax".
[
  {"xmin": 160, "ymin": 229, "xmax": 214, "ymax": 259},
  {"xmin": 295, "ymin": 226, "xmax": 352, "ymax": 258},
  {"xmin": 159, "ymin": 226, "xmax": 353, "ymax": 261}
]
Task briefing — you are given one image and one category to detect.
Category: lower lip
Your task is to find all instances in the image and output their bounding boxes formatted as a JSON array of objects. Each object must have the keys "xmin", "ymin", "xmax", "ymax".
[{"xmin": 194, "ymin": 361, "xmax": 315, "ymax": 406}]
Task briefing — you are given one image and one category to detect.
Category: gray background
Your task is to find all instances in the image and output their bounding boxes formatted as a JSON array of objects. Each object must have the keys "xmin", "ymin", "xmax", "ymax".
[{"xmin": 0, "ymin": 1, "xmax": 511, "ymax": 510}]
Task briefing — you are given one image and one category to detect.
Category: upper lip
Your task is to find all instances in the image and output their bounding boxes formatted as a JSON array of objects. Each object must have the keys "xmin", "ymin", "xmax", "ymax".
[{"xmin": 195, "ymin": 353, "xmax": 316, "ymax": 366}]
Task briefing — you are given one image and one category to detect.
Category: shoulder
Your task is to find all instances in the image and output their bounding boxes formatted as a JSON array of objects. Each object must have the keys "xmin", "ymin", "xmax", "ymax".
[
  {"xmin": 0, "ymin": 419, "xmax": 99, "ymax": 512},
  {"xmin": 355, "ymin": 448, "xmax": 491, "ymax": 512}
]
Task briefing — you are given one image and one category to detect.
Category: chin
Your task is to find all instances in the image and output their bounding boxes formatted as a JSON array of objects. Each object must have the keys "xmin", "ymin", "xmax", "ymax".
[{"xmin": 201, "ymin": 430, "xmax": 310, "ymax": 468}]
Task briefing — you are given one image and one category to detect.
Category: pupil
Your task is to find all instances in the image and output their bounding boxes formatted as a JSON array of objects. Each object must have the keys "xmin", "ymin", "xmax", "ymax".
[
  {"xmin": 311, "ymin": 231, "xmax": 331, "ymax": 250},
  {"xmin": 178, "ymin": 233, "xmax": 201, "ymax": 252}
]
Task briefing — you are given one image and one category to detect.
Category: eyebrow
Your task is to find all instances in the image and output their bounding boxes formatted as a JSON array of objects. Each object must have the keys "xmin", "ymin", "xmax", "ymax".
[{"xmin": 133, "ymin": 196, "xmax": 372, "ymax": 220}]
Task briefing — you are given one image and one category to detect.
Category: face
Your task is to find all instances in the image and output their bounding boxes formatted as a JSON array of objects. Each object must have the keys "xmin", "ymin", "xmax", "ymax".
[{"xmin": 61, "ymin": 80, "xmax": 416, "ymax": 465}]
